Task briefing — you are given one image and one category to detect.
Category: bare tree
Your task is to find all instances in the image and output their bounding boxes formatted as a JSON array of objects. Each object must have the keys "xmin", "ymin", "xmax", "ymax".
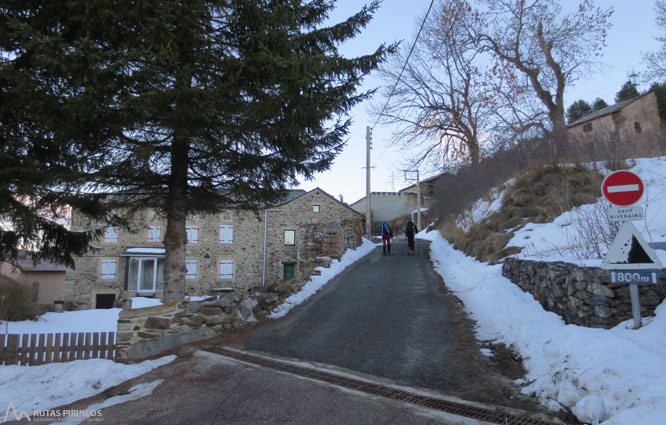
[
  {"xmin": 643, "ymin": 0, "xmax": 666, "ymax": 82},
  {"xmin": 473, "ymin": 0, "xmax": 613, "ymax": 150},
  {"xmin": 372, "ymin": 1, "xmax": 497, "ymax": 170},
  {"xmin": 373, "ymin": 0, "xmax": 611, "ymax": 171}
]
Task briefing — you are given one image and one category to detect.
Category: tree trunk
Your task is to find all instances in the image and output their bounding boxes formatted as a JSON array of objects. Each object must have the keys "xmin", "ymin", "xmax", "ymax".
[
  {"xmin": 469, "ymin": 140, "xmax": 480, "ymax": 167},
  {"xmin": 163, "ymin": 140, "xmax": 188, "ymax": 302},
  {"xmin": 550, "ymin": 103, "xmax": 569, "ymax": 160},
  {"xmin": 163, "ymin": 59, "xmax": 191, "ymax": 302},
  {"xmin": 163, "ymin": 130, "xmax": 188, "ymax": 303}
]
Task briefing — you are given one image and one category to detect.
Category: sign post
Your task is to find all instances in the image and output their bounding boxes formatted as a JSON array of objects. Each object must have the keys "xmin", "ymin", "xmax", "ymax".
[{"xmin": 601, "ymin": 171, "xmax": 661, "ymax": 329}]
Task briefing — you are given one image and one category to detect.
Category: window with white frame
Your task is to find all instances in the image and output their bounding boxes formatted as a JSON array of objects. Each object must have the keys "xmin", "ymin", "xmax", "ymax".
[
  {"xmin": 101, "ymin": 259, "xmax": 117, "ymax": 279},
  {"xmin": 313, "ymin": 205, "xmax": 320, "ymax": 213},
  {"xmin": 186, "ymin": 226, "xmax": 199, "ymax": 243},
  {"xmin": 185, "ymin": 260, "xmax": 197, "ymax": 279},
  {"xmin": 147, "ymin": 225, "xmax": 161, "ymax": 242},
  {"xmin": 219, "ymin": 260, "xmax": 233, "ymax": 279},
  {"xmin": 284, "ymin": 230, "xmax": 295, "ymax": 246},
  {"xmin": 104, "ymin": 226, "xmax": 118, "ymax": 243},
  {"xmin": 127, "ymin": 257, "xmax": 165, "ymax": 291},
  {"xmin": 219, "ymin": 225, "xmax": 234, "ymax": 244}
]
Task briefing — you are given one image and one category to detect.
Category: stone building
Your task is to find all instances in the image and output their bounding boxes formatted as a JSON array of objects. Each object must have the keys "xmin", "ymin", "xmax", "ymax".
[
  {"xmin": 64, "ymin": 188, "xmax": 364, "ymax": 309},
  {"xmin": 349, "ymin": 192, "xmax": 412, "ymax": 223},
  {"xmin": 567, "ymin": 91, "xmax": 662, "ymax": 142}
]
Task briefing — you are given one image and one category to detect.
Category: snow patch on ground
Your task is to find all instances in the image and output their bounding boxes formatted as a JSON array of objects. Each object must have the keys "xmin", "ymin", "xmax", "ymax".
[
  {"xmin": 0, "ymin": 297, "xmax": 162, "ymax": 335},
  {"xmin": 456, "ymin": 181, "xmax": 513, "ymax": 232},
  {"xmin": 59, "ymin": 380, "xmax": 164, "ymax": 425},
  {"xmin": 422, "ymin": 230, "xmax": 666, "ymax": 424},
  {"xmin": 0, "ymin": 357, "xmax": 174, "ymax": 414}
]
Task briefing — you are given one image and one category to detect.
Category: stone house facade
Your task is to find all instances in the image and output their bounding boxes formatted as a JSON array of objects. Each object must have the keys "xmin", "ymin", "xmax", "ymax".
[
  {"xmin": 567, "ymin": 91, "xmax": 662, "ymax": 142},
  {"xmin": 64, "ymin": 188, "xmax": 364, "ymax": 309}
]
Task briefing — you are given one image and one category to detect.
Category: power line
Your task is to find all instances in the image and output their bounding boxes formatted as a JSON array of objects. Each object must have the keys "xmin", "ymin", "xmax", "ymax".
[{"xmin": 371, "ymin": 0, "xmax": 436, "ymax": 131}]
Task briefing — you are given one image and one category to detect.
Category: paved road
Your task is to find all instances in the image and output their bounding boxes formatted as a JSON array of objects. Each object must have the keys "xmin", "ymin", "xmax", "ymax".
[
  {"xmin": 68, "ymin": 351, "xmax": 456, "ymax": 425},
  {"xmin": 239, "ymin": 241, "xmax": 527, "ymax": 405},
  {"xmin": 38, "ymin": 240, "xmax": 558, "ymax": 425}
]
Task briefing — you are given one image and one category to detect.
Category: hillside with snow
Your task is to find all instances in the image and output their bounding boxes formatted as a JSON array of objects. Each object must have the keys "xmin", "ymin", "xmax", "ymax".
[{"xmin": 430, "ymin": 156, "xmax": 666, "ymax": 424}]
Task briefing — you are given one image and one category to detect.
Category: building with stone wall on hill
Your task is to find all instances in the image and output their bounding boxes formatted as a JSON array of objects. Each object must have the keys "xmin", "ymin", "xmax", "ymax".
[
  {"xmin": 65, "ymin": 188, "xmax": 364, "ymax": 310},
  {"xmin": 567, "ymin": 90, "xmax": 663, "ymax": 143}
]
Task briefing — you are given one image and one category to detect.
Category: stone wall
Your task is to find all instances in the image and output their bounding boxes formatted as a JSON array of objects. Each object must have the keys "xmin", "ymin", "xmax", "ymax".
[
  {"xmin": 502, "ymin": 258, "xmax": 666, "ymax": 328},
  {"xmin": 115, "ymin": 281, "xmax": 304, "ymax": 361}
]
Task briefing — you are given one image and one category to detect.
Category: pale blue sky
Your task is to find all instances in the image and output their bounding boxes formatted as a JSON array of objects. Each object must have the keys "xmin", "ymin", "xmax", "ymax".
[{"xmin": 296, "ymin": 0, "xmax": 661, "ymax": 204}]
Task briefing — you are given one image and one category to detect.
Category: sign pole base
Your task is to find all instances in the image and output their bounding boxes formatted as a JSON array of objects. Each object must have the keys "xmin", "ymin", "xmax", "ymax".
[{"xmin": 629, "ymin": 284, "xmax": 642, "ymax": 330}]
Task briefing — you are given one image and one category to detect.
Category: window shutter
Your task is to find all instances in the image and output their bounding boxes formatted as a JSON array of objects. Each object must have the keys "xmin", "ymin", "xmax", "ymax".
[
  {"xmin": 148, "ymin": 226, "xmax": 161, "ymax": 242},
  {"xmin": 219, "ymin": 260, "xmax": 233, "ymax": 279},
  {"xmin": 219, "ymin": 225, "xmax": 234, "ymax": 244},
  {"xmin": 104, "ymin": 227, "xmax": 118, "ymax": 243},
  {"xmin": 101, "ymin": 260, "xmax": 117, "ymax": 279},
  {"xmin": 185, "ymin": 260, "xmax": 197, "ymax": 279},
  {"xmin": 186, "ymin": 226, "xmax": 199, "ymax": 243}
]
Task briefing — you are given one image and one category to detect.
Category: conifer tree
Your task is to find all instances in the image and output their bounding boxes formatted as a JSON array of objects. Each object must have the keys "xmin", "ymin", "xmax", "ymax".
[
  {"xmin": 566, "ymin": 100, "xmax": 592, "ymax": 124},
  {"xmin": 592, "ymin": 97, "xmax": 609, "ymax": 111},
  {"xmin": 2, "ymin": 1, "xmax": 392, "ymax": 301},
  {"xmin": 615, "ymin": 80, "xmax": 639, "ymax": 103}
]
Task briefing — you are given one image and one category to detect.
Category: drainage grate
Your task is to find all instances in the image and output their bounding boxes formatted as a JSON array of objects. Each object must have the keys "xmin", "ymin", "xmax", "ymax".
[{"xmin": 206, "ymin": 347, "xmax": 558, "ymax": 425}]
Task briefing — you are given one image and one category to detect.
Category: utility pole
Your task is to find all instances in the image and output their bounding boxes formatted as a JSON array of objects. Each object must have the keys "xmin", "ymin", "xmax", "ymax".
[
  {"xmin": 364, "ymin": 126, "xmax": 372, "ymax": 238},
  {"xmin": 403, "ymin": 169, "xmax": 422, "ymax": 231}
]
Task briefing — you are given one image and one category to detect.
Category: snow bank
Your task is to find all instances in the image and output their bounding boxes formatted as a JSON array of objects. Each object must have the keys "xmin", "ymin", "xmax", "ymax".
[
  {"xmin": 423, "ymin": 230, "xmax": 666, "ymax": 424},
  {"xmin": 0, "ymin": 356, "xmax": 175, "ymax": 414},
  {"xmin": 1, "ymin": 309, "xmax": 120, "ymax": 335},
  {"xmin": 456, "ymin": 180, "xmax": 513, "ymax": 232},
  {"xmin": 0, "ymin": 297, "xmax": 162, "ymax": 335}
]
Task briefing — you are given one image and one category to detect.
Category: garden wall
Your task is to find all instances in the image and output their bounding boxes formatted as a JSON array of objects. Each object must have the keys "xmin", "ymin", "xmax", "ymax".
[
  {"xmin": 502, "ymin": 257, "xmax": 666, "ymax": 328},
  {"xmin": 115, "ymin": 282, "xmax": 302, "ymax": 361}
]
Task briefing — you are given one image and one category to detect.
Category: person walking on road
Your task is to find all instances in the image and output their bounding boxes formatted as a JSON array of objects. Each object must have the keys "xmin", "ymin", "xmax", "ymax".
[
  {"xmin": 405, "ymin": 218, "xmax": 418, "ymax": 255},
  {"xmin": 381, "ymin": 221, "xmax": 393, "ymax": 255}
]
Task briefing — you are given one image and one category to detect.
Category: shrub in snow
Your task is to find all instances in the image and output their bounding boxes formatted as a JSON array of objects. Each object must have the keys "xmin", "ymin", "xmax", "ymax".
[{"xmin": 0, "ymin": 283, "xmax": 37, "ymax": 322}]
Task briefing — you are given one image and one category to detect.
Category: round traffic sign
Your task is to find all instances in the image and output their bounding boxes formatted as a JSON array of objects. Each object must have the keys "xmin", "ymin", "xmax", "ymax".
[{"xmin": 602, "ymin": 171, "xmax": 644, "ymax": 206}]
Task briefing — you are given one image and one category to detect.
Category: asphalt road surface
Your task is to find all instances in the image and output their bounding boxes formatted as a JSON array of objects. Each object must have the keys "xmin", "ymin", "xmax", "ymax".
[
  {"xmin": 33, "ymin": 240, "xmax": 560, "ymax": 425},
  {"xmin": 239, "ymin": 240, "xmax": 534, "ymax": 407}
]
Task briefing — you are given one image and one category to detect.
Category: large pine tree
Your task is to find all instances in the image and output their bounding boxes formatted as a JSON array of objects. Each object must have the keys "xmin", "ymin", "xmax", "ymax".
[
  {"xmin": 1, "ymin": 1, "xmax": 125, "ymax": 266},
  {"xmin": 2, "ymin": 0, "xmax": 392, "ymax": 301}
]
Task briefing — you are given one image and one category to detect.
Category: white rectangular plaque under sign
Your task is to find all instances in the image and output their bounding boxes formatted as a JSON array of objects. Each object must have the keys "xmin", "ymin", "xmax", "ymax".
[{"xmin": 607, "ymin": 205, "xmax": 644, "ymax": 222}]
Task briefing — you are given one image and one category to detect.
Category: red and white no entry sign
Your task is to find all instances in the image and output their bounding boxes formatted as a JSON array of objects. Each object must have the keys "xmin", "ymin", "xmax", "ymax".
[{"xmin": 602, "ymin": 171, "xmax": 644, "ymax": 206}]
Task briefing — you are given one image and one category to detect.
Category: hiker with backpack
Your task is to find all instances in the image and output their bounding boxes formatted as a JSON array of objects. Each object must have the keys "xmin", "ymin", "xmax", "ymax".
[
  {"xmin": 381, "ymin": 221, "xmax": 393, "ymax": 255},
  {"xmin": 405, "ymin": 218, "xmax": 418, "ymax": 255}
]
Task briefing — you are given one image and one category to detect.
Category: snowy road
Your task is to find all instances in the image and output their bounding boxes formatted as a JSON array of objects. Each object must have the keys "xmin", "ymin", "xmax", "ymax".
[{"xmin": 237, "ymin": 241, "xmax": 546, "ymax": 413}]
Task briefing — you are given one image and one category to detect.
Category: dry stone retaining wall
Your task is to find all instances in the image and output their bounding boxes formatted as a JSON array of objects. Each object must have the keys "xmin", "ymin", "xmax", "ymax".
[
  {"xmin": 502, "ymin": 257, "xmax": 666, "ymax": 328},
  {"xmin": 115, "ymin": 282, "xmax": 302, "ymax": 361}
]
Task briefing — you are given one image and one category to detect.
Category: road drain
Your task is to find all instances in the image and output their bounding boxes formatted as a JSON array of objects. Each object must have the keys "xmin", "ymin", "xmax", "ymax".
[{"xmin": 206, "ymin": 347, "xmax": 558, "ymax": 425}]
